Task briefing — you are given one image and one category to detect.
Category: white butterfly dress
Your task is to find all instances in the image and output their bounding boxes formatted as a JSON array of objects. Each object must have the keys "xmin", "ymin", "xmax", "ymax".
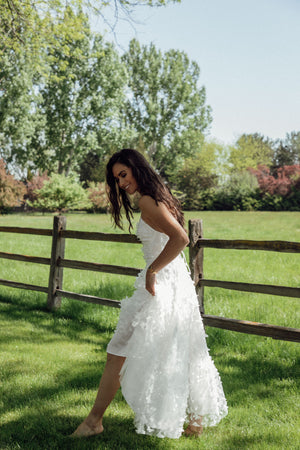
[{"xmin": 107, "ymin": 217, "xmax": 228, "ymax": 439}]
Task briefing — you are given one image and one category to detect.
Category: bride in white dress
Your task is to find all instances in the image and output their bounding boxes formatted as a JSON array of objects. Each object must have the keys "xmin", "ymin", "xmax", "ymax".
[{"xmin": 72, "ymin": 149, "xmax": 227, "ymax": 439}]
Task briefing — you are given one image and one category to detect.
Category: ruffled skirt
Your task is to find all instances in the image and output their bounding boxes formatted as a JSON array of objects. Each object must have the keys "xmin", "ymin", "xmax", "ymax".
[{"xmin": 107, "ymin": 256, "xmax": 228, "ymax": 438}]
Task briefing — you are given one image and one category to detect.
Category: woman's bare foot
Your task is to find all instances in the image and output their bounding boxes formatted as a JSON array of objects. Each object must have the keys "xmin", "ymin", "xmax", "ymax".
[
  {"xmin": 183, "ymin": 423, "xmax": 203, "ymax": 437},
  {"xmin": 70, "ymin": 419, "xmax": 104, "ymax": 438},
  {"xmin": 183, "ymin": 416, "xmax": 203, "ymax": 437}
]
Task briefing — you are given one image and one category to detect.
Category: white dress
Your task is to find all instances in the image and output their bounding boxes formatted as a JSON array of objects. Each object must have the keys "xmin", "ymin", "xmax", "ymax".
[{"xmin": 107, "ymin": 217, "xmax": 228, "ymax": 439}]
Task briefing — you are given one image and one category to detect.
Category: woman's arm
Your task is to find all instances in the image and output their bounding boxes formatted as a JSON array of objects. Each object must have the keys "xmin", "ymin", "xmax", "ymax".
[{"xmin": 139, "ymin": 195, "xmax": 189, "ymax": 296}]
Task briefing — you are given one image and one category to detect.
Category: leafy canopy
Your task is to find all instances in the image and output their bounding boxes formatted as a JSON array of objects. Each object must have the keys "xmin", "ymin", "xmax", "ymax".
[
  {"xmin": 0, "ymin": 0, "xmax": 180, "ymax": 58},
  {"xmin": 122, "ymin": 39, "xmax": 212, "ymax": 176},
  {"xmin": 229, "ymin": 133, "xmax": 274, "ymax": 172}
]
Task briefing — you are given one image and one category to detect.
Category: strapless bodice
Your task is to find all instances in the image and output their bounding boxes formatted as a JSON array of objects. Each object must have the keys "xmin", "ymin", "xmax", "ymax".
[{"xmin": 136, "ymin": 217, "xmax": 169, "ymax": 264}]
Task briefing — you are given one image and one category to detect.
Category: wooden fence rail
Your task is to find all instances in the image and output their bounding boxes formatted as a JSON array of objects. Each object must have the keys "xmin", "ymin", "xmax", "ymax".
[
  {"xmin": 0, "ymin": 216, "xmax": 299, "ymax": 343},
  {"xmin": 197, "ymin": 239, "xmax": 300, "ymax": 253}
]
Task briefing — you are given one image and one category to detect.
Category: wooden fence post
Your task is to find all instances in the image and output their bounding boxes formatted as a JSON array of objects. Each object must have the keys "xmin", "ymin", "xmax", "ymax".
[
  {"xmin": 47, "ymin": 215, "xmax": 66, "ymax": 310},
  {"xmin": 188, "ymin": 219, "xmax": 204, "ymax": 314}
]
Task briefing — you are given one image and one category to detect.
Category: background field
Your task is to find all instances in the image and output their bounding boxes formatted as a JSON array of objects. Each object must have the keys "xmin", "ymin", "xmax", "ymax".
[{"xmin": 0, "ymin": 211, "xmax": 299, "ymax": 449}]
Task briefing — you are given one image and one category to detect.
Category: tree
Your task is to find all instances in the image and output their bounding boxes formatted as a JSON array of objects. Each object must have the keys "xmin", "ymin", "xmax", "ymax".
[
  {"xmin": 0, "ymin": 0, "xmax": 180, "ymax": 57},
  {"xmin": 24, "ymin": 17, "xmax": 129, "ymax": 175},
  {"xmin": 79, "ymin": 152, "xmax": 104, "ymax": 185},
  {"xmin": 0, "ymin": 9, "xmax": 130, "ymax": 175},
  {"xmin": 272, "ymin": 141, "xmax": 296, "ymax": 170},
  {"xmin": 229, "ymin": 133, "xmax": 274, "ymax": 172},
  {"xmin": 0, "ymin": 158, "xmax": 25, "ymax": 212},
  {"xmin": 122, "ymin": 39, "xmax": 212, "ymax": 176},
  {"xmin": 168, "ymin": 140, "xmax": 225, "ymax": 210},
  {"xmin": 33, "ymin": 10, "xmax": 94, "ymax": 175},
  {"xmin": 0, "ymin": 1, "xmax": 180, "ymax": 174},
  {"xmin": 249, "ymin": 164, "xmax": 300, "ymax": 197},
  {"xmin": 0, "ymin": 48, "xmax": 44, "ymax": 174},
  {"xmin": 286, "ymin": 131, "xmax": 300, "ymax": 164},
  {"xmin": 0, "ymin": 7, "xmax": 90, "ymax": 174},
  {"xmin": 272, "ymin": 131, "xmax": 300, "ymax": 170}
]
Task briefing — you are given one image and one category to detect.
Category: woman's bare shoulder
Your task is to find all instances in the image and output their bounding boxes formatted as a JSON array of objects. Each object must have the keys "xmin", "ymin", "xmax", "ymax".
[
  {"xmin": 138, "ymin": 195, "xmax": 157, "ymax": 210},
  {"xmin": 138, "ymin": 195, "xmax": 167, "ymax": 213}
]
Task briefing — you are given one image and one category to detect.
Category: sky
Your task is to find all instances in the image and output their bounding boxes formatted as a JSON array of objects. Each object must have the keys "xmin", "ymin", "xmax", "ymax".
[{"xmin": 92, "ymin": 0, "xmax": 300, "ymax": 145}]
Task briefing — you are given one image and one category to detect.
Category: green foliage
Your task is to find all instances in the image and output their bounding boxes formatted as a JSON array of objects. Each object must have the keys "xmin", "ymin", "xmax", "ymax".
[
  {"xmin": 168, "ymin": 142, "xmax": 221, "ymax": 210},
  {"xmin": 213, "ymin": 172, "xmax": 260, "ymax": 211},
  {"xmin": 0, "ymin": 159, "xmax": 25, "ymax": 212},
  {"xmin": 0, "ymin": 49, "xmax": 44, "ymax": 170},
  {"xmin": 1, "ymin": 1, "xmax": 180, "ymax": 175},
  {"xmin": 27, "ymin": 174, "xmax": 92, "ymax": 212},
  {"xmin": 229, "ymin": 133, "xmax": 274, "ymax": 173},
  {"xmin": 2, "ymin": 29, "xmax": 212, "ymax": 179},
  {"xmin": 122, "ymin": 39, "xmax": 212, "ymax": 176},
  {"xmin": 79, "ymin": 151, "xmax": 105, "ymax": 185},
  {"xmin": 272, "ymin": 131, "xmax": 300, "ymax": 170},
  {"xmin": 185, "ymin": 172, "xmax": 260, "ymax": 212},
  {"xmin": 0, "ymin": 0, "xmax": 179, "ymax": 59},
  {"xmin": 257, "ymin": 190, "xmax": 300, "ymax": 212},
  {"xmin": 2, "ymin": 15, "xmax": 130, "ymax": 175}
]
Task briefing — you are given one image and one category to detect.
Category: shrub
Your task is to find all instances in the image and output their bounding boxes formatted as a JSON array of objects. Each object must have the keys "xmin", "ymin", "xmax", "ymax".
[
  {"xmin": 0, "ymin": 159, "xmax": 26, "ymax": 213},
  {"xmin": 27, "ymin": 174, "xmax": 92, "ymax": 213},
  {"xmin": 169, "ymin": 155, "xmax": 218, "ymax": 210},
  {"xmin": 249, "ymin": 164, "xmax": 300, "ymax": 211},
  {"xmin": 87, "ymin": 182, "xmax": 108, "ymax": 213},
  {"xmin": 210, "ymin": 172, "xmax": 260, "ymax": 211},
  {"xmin": 249, "ymin": 164, "xmax": 300, "ymax": 196}
]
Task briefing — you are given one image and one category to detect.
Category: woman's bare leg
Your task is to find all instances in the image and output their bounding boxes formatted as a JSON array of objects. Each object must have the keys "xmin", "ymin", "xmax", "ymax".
[{"xmin": 71, "ymin": 353, "xmax": 126, "ymax": 437}]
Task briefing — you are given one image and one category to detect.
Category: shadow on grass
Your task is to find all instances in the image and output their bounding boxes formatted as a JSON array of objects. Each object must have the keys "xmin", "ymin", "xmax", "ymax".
[
  {"xmin": 0, "ymin": 285, "xmax": 121, "ymax": 344},
  {"xmin": 0, "ymin": 413, "xmax": 168, "ymax": 450},
  {"xmin": 1, "ymin": 288, "xmax": 299, "ymax": 449},
  {"xmin": 207, "ymin": 327, "xmax": 299, "ymax": 396}
]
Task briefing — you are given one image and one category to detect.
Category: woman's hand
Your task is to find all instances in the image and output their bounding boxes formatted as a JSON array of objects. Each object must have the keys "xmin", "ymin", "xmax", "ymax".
[{"xmin": 146, "ymin": 270, "xmax": 156, "ymax": 296}]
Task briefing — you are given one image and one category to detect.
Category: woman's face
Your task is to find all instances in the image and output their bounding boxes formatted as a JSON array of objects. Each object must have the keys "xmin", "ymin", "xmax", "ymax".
[{"xmin": 112, "ymin": 162, "xmax": 139, "ymax": 195}]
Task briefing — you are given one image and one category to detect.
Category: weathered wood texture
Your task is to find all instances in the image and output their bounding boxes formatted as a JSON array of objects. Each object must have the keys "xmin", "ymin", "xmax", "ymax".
[
  {"xmin": 61, "ymin": 229, "xmax": 141, "ymax": 244},
  {"xmin": 0, "ymin": 251, "xmax": 50, "ymax": 265},
  {"xmin": 47, "ymin": 216, "xmax": 66, "ymax": 310},
  {"xmin": 0, "ymin": 227, "xmax": 52, "ymax": 236},
  {"xmin": 197, "ymin": 239, "xmax": 300, "ymax": 253},
  {"xmin": 188, "ymin": 219, "xmax": 204, "ymax": 314},
  {"xmin": 57, "ymin": 289, "xmax": 121, "ymax": 308},
  {"xmin": 0, "ymin": 278, "xmax": 48, "ymax": 293},
  {"xmin": 202, "ymin": 314, "xmax": 300, "ymax": 343},
  {"xmin": 60, "ymin": 258, "xmax": 141, "ymax": 277},
  {"xmin": 199, "ymin": 279, "xmax": 300, "ymax": 299}
]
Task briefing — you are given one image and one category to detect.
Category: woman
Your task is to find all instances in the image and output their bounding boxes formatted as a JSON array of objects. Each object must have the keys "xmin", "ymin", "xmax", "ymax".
[{"xmin": 72, "ymin": 149, "xmax": 227, "ymax": 439}]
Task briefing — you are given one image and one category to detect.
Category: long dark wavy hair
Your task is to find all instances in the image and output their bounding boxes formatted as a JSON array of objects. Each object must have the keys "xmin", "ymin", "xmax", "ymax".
[{"xmin": 106, "ymin": 149, "xmax": 184, "ymax": 231}]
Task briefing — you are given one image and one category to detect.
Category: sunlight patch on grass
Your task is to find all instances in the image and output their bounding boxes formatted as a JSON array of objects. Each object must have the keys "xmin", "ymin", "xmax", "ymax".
[{"xmin": 0, "ymin": 212, "xmax": 299, "ymax": 449}]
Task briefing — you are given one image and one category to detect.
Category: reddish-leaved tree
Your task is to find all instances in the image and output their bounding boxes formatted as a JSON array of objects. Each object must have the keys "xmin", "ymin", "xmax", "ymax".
[
  {"xmin": 0, "ymin": 159, "xmax": 26, "ymax": 211},
  {"xmin": 249, "ymin": 164, "xmax": 300, "ymax": 196},
  {"xmin": 87, "ymin": 182, "xmax": 108, "ymax": 212},
  {"xmin": 25, "ymin": 172, "xmax": 49, "ymax": 204}
]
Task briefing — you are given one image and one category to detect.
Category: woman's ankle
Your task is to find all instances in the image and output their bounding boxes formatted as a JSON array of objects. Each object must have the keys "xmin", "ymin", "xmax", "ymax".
[{"xmin": 86, "ymin": 411, "xmax": 103, "ymax": 428}]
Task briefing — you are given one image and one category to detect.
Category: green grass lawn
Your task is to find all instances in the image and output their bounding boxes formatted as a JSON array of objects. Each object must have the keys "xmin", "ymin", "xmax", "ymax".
[{"xmin": 0, "ymin": 211, "xmax": 299, "ymax": 449}]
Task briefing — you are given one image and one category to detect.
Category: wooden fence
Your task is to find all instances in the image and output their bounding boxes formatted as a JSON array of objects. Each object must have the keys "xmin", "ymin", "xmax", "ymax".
[{"xmin": 0, "ymin": 216, "xmax": 299, "ymax": 343}]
